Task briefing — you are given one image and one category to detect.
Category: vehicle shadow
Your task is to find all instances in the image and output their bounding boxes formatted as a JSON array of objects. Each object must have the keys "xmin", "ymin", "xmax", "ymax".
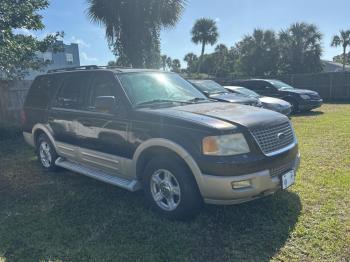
[
  {"xmin": 0, "ymin": 140, "xmax": 302, "ymax": 261},
  {"xmin": 0, "ymin": 168, "xmax": 301, "ymax": 262},
  {"xmin": 291, "ymin": 110, "xmax": 323, "ymax": 117}
]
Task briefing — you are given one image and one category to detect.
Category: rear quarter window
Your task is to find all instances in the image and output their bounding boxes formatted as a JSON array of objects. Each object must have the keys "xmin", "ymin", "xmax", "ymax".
[{"xmin": 24, "ymin": 75, "xmax": 61, "ymax": 108}]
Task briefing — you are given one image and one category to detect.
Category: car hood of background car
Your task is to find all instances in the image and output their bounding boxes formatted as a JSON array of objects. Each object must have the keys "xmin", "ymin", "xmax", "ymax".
[
  {"xmin": 259, "ymin": 96, "xmax": 291, "ymax": 106},
  {"xmin": 208, "ymin": 93, "xmax": 258, "ymax": 104},
  {"xmin": 281, "ymin": 89, "xmax": 319, "ymax": 95},
  {"xmin": 139, "ymin": 102, "xmax": 287, "ymax": 130}
]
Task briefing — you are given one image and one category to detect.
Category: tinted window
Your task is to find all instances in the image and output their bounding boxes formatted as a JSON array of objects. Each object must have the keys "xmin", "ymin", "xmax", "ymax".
[
  {"xmin": 55, "ymin": 73, "xmax": 90, "ymax": 109},
  {"xmin": 268, "ymin": 80, "xmax": 294, "ymax": 90},
  {"xmin": 240, "ymin": 81, "xmax": 267, "ymax": 91},
  {"xmin": 25, "ymin": 75, "xmax": 61, "ymax": 108},
  {"xmin": 190, "ymin": 80, "xmax": 227, "ymax": 94},
  {"xmin": 89, "ymin": 72, "xmax": 117, "ymax": 109},
  {"xmin": 118, "ymin": 72, "xmax": 206, "ymax": 106}
]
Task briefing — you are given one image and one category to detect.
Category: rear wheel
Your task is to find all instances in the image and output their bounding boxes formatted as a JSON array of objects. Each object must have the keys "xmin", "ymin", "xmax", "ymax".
[
  {"xmin": 143, "ymin": 156, "xmax": 203, "ymax": 220},
  {"xmin": 36, "ymin": 134, "xmax": 59, "ymax": 171}
]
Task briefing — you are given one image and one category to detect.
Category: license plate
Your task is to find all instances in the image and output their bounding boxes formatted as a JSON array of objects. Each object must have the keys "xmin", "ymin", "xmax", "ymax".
[{"xmin": 281, "ymin": 170, "xmax": 295, "ymax": 189}]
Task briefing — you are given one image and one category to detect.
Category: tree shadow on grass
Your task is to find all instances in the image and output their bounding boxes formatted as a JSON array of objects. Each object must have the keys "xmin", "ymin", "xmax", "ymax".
[{"xmin": 0, "ymin": 143, "xmax": 302, "ymax": 262}]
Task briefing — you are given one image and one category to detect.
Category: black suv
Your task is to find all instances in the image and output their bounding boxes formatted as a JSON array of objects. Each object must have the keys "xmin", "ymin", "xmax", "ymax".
[
  {"xmin": 22, "ymin": 66, "xmax": 300, "ymax": 219},
  {"xmin": 232, "ymin": 79, "xmax": 323, "ymax": 113}
]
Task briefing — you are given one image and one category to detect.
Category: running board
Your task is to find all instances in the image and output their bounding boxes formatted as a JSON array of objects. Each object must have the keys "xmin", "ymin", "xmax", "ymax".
[{"xmin": 55, "ymin": 157, "xmax": 141, "ymax": 192}]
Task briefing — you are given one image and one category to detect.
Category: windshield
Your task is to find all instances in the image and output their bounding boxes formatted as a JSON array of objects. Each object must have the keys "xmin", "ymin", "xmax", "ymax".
[
  {"xmin": 268, "ymin": 80, "xmax": 295, "ymax": 90},
  {"xmin": 229, "ymin": 86, "xmax": 260, "ymax": 98},
  {"xmin": 190, "ymin": 80, "xmax": 227, "ymax": 95},
  {"xmin": 118, "ymin": 72, "xmax": 207, "ymax": 107}
]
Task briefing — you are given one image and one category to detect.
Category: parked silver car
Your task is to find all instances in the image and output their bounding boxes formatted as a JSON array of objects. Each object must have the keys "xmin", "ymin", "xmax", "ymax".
[{"xmin": 225, "ymin": 86, "xmax": 292, "ymax": 116}]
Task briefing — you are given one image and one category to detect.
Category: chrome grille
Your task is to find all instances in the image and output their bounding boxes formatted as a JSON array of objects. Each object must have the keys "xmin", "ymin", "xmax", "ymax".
[
  {"xmin": 270, "ymin": 161, "xmax": 294, "ymax": 177},
  {"xmin": 250, "ymin": 121, "xmax": 295, "ymax": 155}
]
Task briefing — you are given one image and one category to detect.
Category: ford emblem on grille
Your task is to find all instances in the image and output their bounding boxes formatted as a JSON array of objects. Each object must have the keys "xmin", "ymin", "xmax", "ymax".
[{"xmin": 277, "ymin": 132, "xmax": 286, "ymax": 140}]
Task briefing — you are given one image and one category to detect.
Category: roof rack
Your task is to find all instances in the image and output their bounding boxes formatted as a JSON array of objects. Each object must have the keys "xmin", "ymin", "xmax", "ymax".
[{"xmin": 47, "ymin": 65, "xmax": 132, "ymax": 73}]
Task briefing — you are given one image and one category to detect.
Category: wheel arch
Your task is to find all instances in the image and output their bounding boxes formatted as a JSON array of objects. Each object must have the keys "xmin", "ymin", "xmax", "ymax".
[
  {"xmin": 32, "ymin": 124, "xmax": 57, "ymax": 149},
  {"xmin": 133, "ymin": 139, "xmax": 204, "ymax": 192}
]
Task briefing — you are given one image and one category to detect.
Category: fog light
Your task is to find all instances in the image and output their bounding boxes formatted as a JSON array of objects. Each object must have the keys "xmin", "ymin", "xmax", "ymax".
[{"xmin": 231, "ymin": 180, "xmax": 251, "ymax": 189}]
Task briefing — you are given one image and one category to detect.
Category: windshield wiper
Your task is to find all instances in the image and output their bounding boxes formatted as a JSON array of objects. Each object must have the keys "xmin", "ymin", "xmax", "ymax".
[
  {"xmin": 210, "ymin": 91, "xmax": 228, "ymax": 95},
  {"xmin": 187, "ymin": 97, "xmax": 208, "ymax": 103},
  {"xmin": 135, "ymin": 99, "xmax": 191, "ymax": 108}
]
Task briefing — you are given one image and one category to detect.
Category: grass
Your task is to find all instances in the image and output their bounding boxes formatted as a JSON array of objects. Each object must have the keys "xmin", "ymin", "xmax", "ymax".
[{"xmin": 0, "ymin": 104, "xmax": 349, "ymax": 262}]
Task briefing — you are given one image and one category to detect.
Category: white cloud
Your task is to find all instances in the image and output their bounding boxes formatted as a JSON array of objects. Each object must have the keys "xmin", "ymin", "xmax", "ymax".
[
  {"xmin": 14, "ymin": 28, "xmax": 35, "ymax": 37},
  {"xmin": 71, "ymin": 36, "xmax": 91, "ymax": 48},
  {"xmin": 215, "ymin": 17, "xmax": 220, "ymax": 23},
  {"xmin": 80, "ymin": 52, "xmax": 99, "ymax": 63}
]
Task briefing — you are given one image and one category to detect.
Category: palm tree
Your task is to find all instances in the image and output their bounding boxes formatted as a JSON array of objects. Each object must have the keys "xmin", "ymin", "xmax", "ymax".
[
  {"xmin": 171, "ymin": 59, "xmax": 181, "ymax": 73},
  {"xmin": 278, "ymin": 22, "xmax": 323, "ymax": 74},
  {"xmin": 166, "ymin": 57, "xmax": 172, "ymax": 70},
  {"xmin": 86, "ymin": 0, "xmax": 186, "ymax": 68},
  {"xmin": 184, "ymin": 52, "xmax": 198, "ymax": 73},
  {"xmin": 213, "ymin": 44, "xmax": 228, "ymax": 75},
  {"xmin": 191, "ymin": 18, "xmax": 219, "ymax": 71},
  {"xmin": 235, "ymin": 29, "xmax": 279, "ymax": 76},
  {"xmin": 331, "ymin": 30, "xmax": 350, "ymax": 71},
  {"xmin": 161, "ymin": 55, "xmax": 167, "ymax": 71}
]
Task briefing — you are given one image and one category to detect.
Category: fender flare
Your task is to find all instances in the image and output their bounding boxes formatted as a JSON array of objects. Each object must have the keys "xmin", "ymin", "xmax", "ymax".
[
  {"xmin": 32, "ymin": 124, "xmax": 57, "ymax": 149},
  {"xmin": 132, "ymin": 138, "xmax": 204, "ymax": 191}
]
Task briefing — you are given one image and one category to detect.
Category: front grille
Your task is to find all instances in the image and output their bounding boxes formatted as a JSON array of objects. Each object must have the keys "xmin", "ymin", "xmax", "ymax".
[
  {"xmin": 250, "ymin": 121, "xmax": 295, "ymax": 155},
  {"xmin": 270, "ymin": 161, "xmax": 295, "ymax": 177}
]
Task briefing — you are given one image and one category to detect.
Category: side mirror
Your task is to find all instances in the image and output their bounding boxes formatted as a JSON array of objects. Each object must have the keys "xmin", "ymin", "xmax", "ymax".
[
  {"xmin": 265, "ymin": 86, "xmax": 276, "ymax": 91},
  {"xmin": 95, "ymin": 96, "xmax": 117, "ymax": 113}
]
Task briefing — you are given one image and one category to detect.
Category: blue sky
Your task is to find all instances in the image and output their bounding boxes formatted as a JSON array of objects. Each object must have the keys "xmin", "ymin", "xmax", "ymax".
[{"xmin": 22, "ymin": 0, "xmax": 350, "ymax": 66}]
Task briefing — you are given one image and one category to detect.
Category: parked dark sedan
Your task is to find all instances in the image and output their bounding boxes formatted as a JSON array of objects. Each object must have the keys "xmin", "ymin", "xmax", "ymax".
[
  {"xmin": 189, "ymin": 80, "xmax": 262, "ymax": 107},
  {"xmin": 225, "ymin": 85, "xmax": 292, "ymax": 116},
  {"xmin": 231, "ymin": 79, "xmax": 323, "ymax": 112}
]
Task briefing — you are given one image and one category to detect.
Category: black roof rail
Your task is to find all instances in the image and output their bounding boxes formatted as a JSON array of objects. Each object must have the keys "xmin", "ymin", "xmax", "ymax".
[
  {"xmin": 47, "ymin": 65, "xmax": 99, "ymax": 73},
  {"xmin": 47, "ymin": 65, "xmax": 133, "ymax": 74},
  {"xmin": 99, "ymin": 65, "xmax": 133, "ymax": 70}
]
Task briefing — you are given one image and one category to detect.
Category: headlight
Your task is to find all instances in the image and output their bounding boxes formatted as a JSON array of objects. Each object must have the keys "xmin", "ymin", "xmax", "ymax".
[
  {"xmin": 300, "ymin": 94, "xmax": 310, "ymax": 100},
  {"xmin": 202, "ymin": 133, "xmax": 250, "ymax": 156}
]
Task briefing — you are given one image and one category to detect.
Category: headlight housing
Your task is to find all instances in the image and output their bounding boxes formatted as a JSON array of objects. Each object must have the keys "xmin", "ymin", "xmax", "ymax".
[
  {"xmin": 300, "ymin": 94, "xmax": 310, "ymax": 100},
  {"xmin": 202, "ymin": 133, "xmax": 250, "ymax": 156}
]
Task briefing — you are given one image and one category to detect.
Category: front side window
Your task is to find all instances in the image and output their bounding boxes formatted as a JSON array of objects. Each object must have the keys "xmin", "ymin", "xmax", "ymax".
[
  {"xmin": 89, "ymin": 72, "xmax": 117, "ymax": 109},
  {"xmin": 55, "ymin": 73, "xmax": 89, "ymax": 109},
  {"xmin": 118, "ymin": 72, "xmax": 207, "ymax": 107},
  {"xmin": 268, "ymin": 80, "xmax": 294, "ymax": 90}
]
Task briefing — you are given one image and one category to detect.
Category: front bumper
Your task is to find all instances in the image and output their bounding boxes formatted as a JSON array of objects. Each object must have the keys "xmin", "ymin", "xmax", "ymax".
[
  {"xmin": 298, "ymin": 99, "xmax": 323, "ymax": 111},
  {"xmin": 200, "ymin": 152, "xmax": 300, "ymax": 205}
]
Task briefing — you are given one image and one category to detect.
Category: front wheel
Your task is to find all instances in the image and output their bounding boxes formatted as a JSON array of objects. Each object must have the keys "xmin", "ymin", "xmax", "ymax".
[
  {"xmin": 143, "ymin": 156, "xmax": 203, "ymax": 220},
  {"xmin": 286, "ymin": 99, "xmax": 299, "ymax": 113}
]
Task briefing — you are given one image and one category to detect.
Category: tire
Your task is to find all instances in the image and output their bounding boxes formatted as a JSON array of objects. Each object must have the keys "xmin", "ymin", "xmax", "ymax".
[
  {"xmin": 36, "ymin": 134, "xmax": 59, "ymax": 171},
  {"xmin": 143, "ymin": 156, "xmax": 203, "ymax": 220},
  {"xmin": 286, "ymin": 99, "xmax": 299, "ymax": 114}
]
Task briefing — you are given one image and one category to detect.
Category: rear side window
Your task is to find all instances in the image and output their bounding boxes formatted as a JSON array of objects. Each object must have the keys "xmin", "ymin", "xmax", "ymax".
[
  {"xmin": 24, "ymin": 75, "xmax": 61, "ymax": 108},
  {"xmin": 54, "ymin": 73, "xmax": 90, "ymax": 109}
]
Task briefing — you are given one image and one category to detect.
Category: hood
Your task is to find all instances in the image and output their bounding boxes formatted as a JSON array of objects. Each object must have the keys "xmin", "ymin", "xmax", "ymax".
[
  {"xmin": 209, "ymin": 93, "xmax": 258, "ymax": 104},
  {"xmin": 140, "ymin": 102, "xmax": 288, "ymax": 130},
  {"xmin": 281, "ymin": 88, "xmax": 319, "ymax": 95},
  {"xmin": 259, "ymin": 96, "xmax": 291, "ymax": 107}
]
